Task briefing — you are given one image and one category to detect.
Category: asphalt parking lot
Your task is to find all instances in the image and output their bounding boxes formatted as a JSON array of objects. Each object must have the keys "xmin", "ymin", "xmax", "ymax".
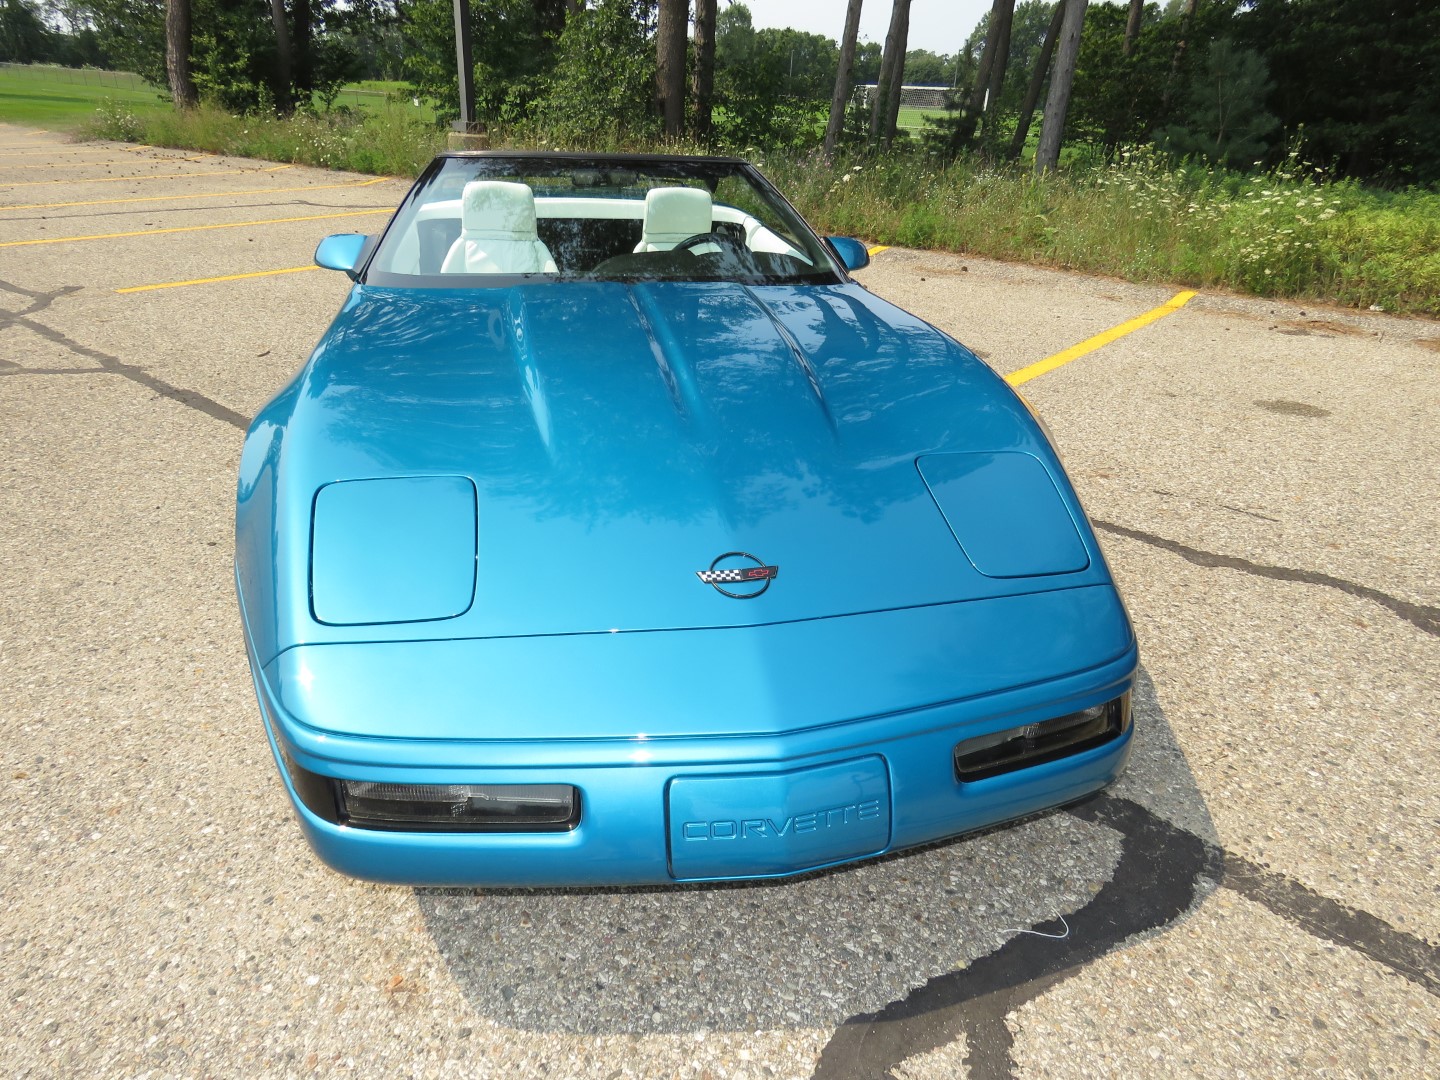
[{"xmin": 2, "ymin": 122, "xmax": 1436, "ymax": 1078}]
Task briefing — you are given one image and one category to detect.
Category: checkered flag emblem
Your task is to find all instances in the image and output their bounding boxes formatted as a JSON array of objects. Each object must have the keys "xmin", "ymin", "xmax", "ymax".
[
  {"xmin": 696, "ymin": 566, "xmax": 777, "ymax": 585},
  {"xmin": 696, "ymin": 553, "xmax": 778, "ymax": 598}
]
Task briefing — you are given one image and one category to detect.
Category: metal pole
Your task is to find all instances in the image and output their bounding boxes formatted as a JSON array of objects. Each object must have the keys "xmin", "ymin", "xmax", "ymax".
[{"xmin": 452, "ymin": 0, "xmax": 476, "ymax": 132}]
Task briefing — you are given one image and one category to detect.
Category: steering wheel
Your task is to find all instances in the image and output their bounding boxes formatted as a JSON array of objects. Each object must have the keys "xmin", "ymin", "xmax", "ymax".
[{"xmin": 673, "ymin": 231, "xmax": 745, "ymax": 256}]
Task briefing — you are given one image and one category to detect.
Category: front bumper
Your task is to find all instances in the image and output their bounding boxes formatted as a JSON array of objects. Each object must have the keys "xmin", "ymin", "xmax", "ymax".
[{"xmin": 244, "ymin": 588, "xmax": 1138, "ymax": 887}]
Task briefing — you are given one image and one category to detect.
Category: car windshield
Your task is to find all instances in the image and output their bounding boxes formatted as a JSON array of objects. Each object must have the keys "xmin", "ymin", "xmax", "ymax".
[{"xmin": 363, "ymin": 154, "xmax": 845, "ymax": 288}]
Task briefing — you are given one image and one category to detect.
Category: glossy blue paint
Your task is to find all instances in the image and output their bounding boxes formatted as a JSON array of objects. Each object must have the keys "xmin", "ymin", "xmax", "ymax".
[
  {"xmin": 264, "ymin": 585, "xmax": 1132, "ymax": 744},
  {"xmin": 310, "ymin": 476, "xmax": 477, "ymax": 625},
  {"xmin": 244, "ymin": 593, "xmax": 1135, "ymax": 886},
  {"xmin": 313, "ymin": 233, "xmax": 368, "ymax": 278},
  {"xmin": 235, "ymin": 281, "xmax": 1116, "ymax": 669},
  {"xmin": 235, "ymin": 155, "xmax": 1139, "ymax": 886},
  {"xmin": 918, "ymin": 452, "xmax": 1090, "ymax": 578},
  {"xmin": 826, "ymin": 236, "xmax": 870, "ymax": 272}
]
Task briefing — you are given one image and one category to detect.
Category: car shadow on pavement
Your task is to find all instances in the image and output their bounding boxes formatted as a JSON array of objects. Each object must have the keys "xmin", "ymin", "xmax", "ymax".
[{"xmin": 415, "ymin": 667, "xmax": 1217, "ymax": 1046}]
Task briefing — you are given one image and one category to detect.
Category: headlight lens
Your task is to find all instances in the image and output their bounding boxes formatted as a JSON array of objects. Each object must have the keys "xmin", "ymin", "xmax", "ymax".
[{"xmin": 337, "ymin": 780, "xmax": 580, "ymax": 832}]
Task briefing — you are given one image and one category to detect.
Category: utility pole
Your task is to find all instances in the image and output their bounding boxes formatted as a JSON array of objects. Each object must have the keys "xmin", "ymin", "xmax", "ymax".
[{"xmin": 451, "ymin": 0, "xmax": 483, "ymax": 144}]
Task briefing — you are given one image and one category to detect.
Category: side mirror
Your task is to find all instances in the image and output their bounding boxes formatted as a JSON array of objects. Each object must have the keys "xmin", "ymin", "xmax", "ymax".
[
  {"xmin": 826, "ymin": 236, "xmax": 871, "ymax": 272},
  {"xmin": 314, "ymin": 234, "xmax": 369, "ymax": 280}
]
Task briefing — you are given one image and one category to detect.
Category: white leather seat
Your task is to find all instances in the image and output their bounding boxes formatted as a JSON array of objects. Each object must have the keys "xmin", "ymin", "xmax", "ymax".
[
  {"xmin": 634, "ymin": 187, "xmax": 714, "ymax": 252},
  {"xmin": 441, "ymin": 181, "xmax": 557, "ymax": 274}
]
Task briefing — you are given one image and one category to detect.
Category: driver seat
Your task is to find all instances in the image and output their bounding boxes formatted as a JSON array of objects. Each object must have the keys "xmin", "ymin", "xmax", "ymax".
[
  {"xmin": 633, "ymin": 187, "xmax": 713, "ymax": 252},
  {"xmin": 442, "ymin": 181, "xmax": 557, "ymax": 274}
]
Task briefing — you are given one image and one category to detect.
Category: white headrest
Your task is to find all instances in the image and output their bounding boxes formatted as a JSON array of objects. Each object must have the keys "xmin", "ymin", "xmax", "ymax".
[
  {"xmin": 637, "ymin": 187, "xmax": 713, "ymax": 250},
  {"xmin": 460, "ymin": 180, "xmax": 539, "ymax": 240}
]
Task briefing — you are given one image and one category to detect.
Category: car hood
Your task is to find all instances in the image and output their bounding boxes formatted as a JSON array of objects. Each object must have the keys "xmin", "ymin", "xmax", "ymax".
[{"xmin": 239, "ymin": 281, "xmax": 1112, "ymax": 657}]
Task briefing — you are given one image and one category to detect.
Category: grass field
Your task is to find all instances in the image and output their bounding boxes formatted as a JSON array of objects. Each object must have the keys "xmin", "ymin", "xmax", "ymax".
[
  {"xmin": 895, "ymin": 105, "xmax": 946, "ymax": 134},
  {"xmin": 326, "ymin": 79, "xmax": 437, "ymax": 123},
  {"xmin": 0, "ymin": 64, "xmax": 165, "ymax": 127},
  {"xmin": 0, "ymin": 65, "xmax": 435, "ymax": 129}
]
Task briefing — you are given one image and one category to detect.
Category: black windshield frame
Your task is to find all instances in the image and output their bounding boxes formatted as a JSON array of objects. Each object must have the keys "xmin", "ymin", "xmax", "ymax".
[{"xmin": 359, "ymin": 152, "xmax": 850, "ymax": 290}]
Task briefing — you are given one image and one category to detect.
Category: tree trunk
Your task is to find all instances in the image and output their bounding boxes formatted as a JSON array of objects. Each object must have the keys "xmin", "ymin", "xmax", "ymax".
[
  {"xmin": 882, "ymin": 2, "xmax": 910, "ymax": 147},
  {"xmin": 691, "ymin": 0, "xmax": 716, "ymax": 140},
  {"xmin": 977, "ymin": 0, "xmax": 1015, "ymax": 118},
  {"xmin": 1123, "ymin": 0, "xmax": 1143, "ymax": 57},
  {"xmin": 869, "ymin": 0, "xmax": 910, "ymax": 144},
  {"xmin": 946, "ymin": 0, "xmax": 1012, "ymax": 155},
  {"xmin": 869, "ymin": 0, "xmax": 911, "ymax": 146},
  {"xmin": 1034, "ymin": 0, "xmax": 1088, "ymax": 174},
  {"xmin": 293, "ymin": 0, "xmax": 312, "ymax": 101},
  {"xmin": 655, "ymin": 0, "xmax": 687, "ymax": 138},
  {"xmin": 1008, "ymin": 0, "xmax": 1065, "ymax": 160},
  {"xmin": 268, "ymin": 0, "xmax": 295, "ymax": 113},
  {"xmin": 164, "ymin": 0, "xmax": 197, "ymax": 108},
  {"xmin": 824, "ymin": 0, "xmax": 863, "ymax": 159},
  {"xmin": 1165, "ymin": 0, "xmax": 1198, "ymax": 109}
]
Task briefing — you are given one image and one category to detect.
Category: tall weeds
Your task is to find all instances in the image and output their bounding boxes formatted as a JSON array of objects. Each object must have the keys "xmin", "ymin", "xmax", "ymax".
[{"xmin": 80, "ymin": 102, "xmax": 1440, "ymax": 316}]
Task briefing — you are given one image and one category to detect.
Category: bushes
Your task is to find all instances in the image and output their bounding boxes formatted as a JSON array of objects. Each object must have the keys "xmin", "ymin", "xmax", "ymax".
[
  {"xmin": 79, "ymin": 100, "xmax": 1440, "ymax": 317},
  {"xmin": 768, "ymin": 145, "xmax": 1440, "ymax": 316},
  {"xmin": 81, "ymin": 100, "xmax": 445, "ymax": 176}
]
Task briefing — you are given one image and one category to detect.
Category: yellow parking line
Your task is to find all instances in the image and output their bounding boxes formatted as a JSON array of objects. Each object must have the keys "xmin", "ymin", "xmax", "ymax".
[
  {"xmin": 867, "ymin": 244, "xmax": 890, "ymax": 256},
  {"xmin": 0, "ymin": 167, "xmax": 289, "ymax": 188},
  {"xmin": 0, "ymin": 145, "xmax": 155, "ymax": 158},
  {"xmin": 0, "ymin": 159, "xmax": 141, "ymax": 169},
  {"xmin": 0, "ymin": 156, "xmax": 209, "ymax": 170},
  {"xmin": 0, "ymin": 176, "xmax": 388, "ymax": 212},
  {"xmin": 266, "ymin": 164, "xmax": 294, "ymax": 172},
  {"xmin": 1005, "ymin": 290, "xmax": 1198, "ymax": 387},
  {"xmin": 0, "ymin": 207, "xmax": 392, "ymax": 249},
  {"xmin": 117, "ymin": 265, "xmax": 321, "ymax": 293}
]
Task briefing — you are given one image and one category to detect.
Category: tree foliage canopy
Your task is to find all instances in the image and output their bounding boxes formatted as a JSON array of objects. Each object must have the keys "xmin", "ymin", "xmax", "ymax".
[{"xmin": 6, "ymin": 0, "xmax": 1436, "ymax": 181}]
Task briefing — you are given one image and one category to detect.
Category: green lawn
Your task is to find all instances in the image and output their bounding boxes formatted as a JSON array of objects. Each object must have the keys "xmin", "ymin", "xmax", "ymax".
[
  {"xmin": 323, "ymin": 80, "xmax": 437, "ymax": 124},
  {"xmin": 0, "ymin": 66, "xmax": 436, "ymax": 129},
  {"xmin": 895, "ymin": 105, "xmax": 946, "ymax": 134},
  {"xmin": 0, "ymin": 65, "xmax": 165, "ymax": 127}
]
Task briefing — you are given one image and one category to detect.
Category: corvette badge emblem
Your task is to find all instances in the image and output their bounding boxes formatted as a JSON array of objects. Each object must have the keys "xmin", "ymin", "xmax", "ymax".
[{"xmin": 696, "ymin": 551, "xmax": 778, "ymax": 599}]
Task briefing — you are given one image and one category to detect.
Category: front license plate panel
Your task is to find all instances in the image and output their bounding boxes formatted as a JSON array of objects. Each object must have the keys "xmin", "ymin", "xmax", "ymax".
[{"xmin": 667, "ymin": 757, "xmax": 892, "ymax": 880}]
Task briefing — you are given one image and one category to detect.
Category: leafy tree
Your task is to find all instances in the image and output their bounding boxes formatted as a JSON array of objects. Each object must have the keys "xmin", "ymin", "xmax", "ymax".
[
  {"xmin": 527, "ymin": 0, "xmax": 656, "ymax": 143},
  {"xmin": 852, "ymin": 39, "xmax": 881, "ymax": 83},
  {"xmin": 402, "ymin": 0, "xmax": 566, "ymax": 125},
  {"xmin": 1067, "ymin": 0, "xmax": 1237, "ymax": 154},
  {"xmin": 903, "ymin": 48, "xmax": 951, "ymax": 86},
  {"xmin": 1155, "ymin": 38, "xmax": 1276, "ymax": 167},
  {"xmin": 0, "ymin": 0, "xmax": 54, "ymax": 62},
  {"xmin": 1238, "ymin": 0, "xmax": 1440, "ymax": 182},
  {"xmin": 714, "ymin": 3, "xmax": 837, "ymax": 148}
]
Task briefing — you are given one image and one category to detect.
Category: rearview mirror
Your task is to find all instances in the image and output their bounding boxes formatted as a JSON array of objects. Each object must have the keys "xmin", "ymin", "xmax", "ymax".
[
  {"xmin": 314, "ymin": 234, "xmax": 369, "ymax": 280},
  {"xmin": 826, "ymin": 236, "xmax": 870, "ymax": 272}
]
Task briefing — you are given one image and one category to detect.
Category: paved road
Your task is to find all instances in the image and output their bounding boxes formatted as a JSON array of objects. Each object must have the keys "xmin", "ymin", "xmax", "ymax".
[{"xmin": 2, "ymin": 124, "xmax": 1436, "ymax": 1078}]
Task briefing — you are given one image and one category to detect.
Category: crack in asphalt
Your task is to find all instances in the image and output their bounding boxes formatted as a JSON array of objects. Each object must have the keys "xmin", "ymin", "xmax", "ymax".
[
  {"xmin": 813, "ymin": 795, "xmax": 1439, "ymax": 1079},
  {"xmin": 1093, "ymin": 518, "xmax": 1440, "ymax": 638},
  {"xmin": 0, "ymin": 279, "xmax": 249, "ymax": 431}
]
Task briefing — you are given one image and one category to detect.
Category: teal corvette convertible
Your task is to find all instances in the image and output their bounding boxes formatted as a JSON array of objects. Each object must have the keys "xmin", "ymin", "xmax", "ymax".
[{"xmin": 235, "ymin": 152, "xmax": 1136, "ymax": 886}]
